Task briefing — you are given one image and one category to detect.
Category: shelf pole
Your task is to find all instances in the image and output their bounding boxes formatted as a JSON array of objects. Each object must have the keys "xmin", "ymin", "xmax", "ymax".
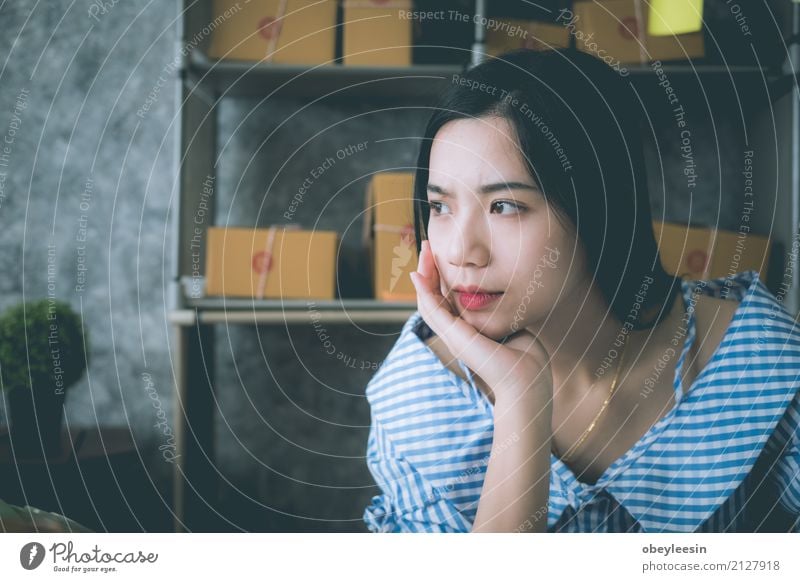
[
  {"xmin": 471, "ymin": 0, "xmax": 487, "ymax": 68},
  {"xmin": 787, "ymin": 0, "xmax": 800, "ymax": 316},
  {"xmin": 172, "ymin": 0, "xmax": 220, "ymax": 531}
]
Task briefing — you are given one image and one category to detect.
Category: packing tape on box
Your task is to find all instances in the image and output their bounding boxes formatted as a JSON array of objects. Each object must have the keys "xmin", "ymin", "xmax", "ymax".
[
  {"xmin": 633, "ymin": 0, "xmax": 649, "ymax": 63},
  {"xmin": 263, "ymin": 0, "xmax": 289, "ymax": 63},
  {"xmin": 373, "ymin": 223, "xmax": 408, "ymax": 233},
  {"xmin": 374, "ymin": 222, "xmax": 416, "ymax": 244},
  {"xmin": 254, "ymin": 223, "xmax": 301, "ymax": 299}
]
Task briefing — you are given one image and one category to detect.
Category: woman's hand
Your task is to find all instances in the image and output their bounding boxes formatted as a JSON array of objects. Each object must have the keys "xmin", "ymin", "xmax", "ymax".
[
  {"xmin": 411, "ymin": 240, "xmax": 554, "ymax": 531},
  {"xmin": 410, "ymin": 239, "xmax": 553, "ymax": 407}
]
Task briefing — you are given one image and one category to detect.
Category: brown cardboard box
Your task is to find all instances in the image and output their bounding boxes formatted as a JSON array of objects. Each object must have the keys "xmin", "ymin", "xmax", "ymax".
[
  {"xmin": 363, "ymin": 173, "xmax": 418, "ymax": 301},
  {"xmin": 342, "ymin": 0, "xmax": 412, "ymax": 66},
  {"xmin": 205, "ymin": 226, "xmax": 338, "ymax": 299},
  {"xmin": 571, "ymin": 0, "xmax": 704, "ymax": 65},
  {"xmin": 486, "ymin": 19, "xmax": 570, "ymax": 57},
  {"xmin": 652, "ymin": 220, "xmax": 770, "ymax": 280},
  {"xmin": 207, "ymin": 0, "xmax": 336, "ymax": 64},
  {"xmin": 710, "ymin": 228, "xmax": 771, "ymax": 280},
  {"xmin": 652, "ymin": 220, "xmax": 714, "ymax": 280}
]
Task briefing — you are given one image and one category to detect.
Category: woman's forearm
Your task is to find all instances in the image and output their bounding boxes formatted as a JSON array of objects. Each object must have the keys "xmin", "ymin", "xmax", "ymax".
[{"xmin": 472, "ymin": 390, "xmax": 553, "ymax": 532}]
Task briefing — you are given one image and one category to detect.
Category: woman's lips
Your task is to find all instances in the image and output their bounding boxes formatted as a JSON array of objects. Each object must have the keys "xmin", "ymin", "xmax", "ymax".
[{"xmin": 455, "ymin": 290, "xmax": 504, "ymax": 310}]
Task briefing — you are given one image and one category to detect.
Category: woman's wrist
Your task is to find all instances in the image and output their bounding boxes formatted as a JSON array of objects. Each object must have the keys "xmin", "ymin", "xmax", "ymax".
[
  {"xmin": 493, "ymin": 378, "xmax": 553, "ymax": 412},
  {"xmin": 474, "ymin": 383, "xmax": 553, "ymax": 532}
]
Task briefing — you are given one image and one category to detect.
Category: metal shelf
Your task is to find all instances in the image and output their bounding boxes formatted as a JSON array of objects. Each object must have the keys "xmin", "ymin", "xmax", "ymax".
[
  {"xmin": 185, "ymin": 50, "xmax": 776, "ymax": 101},
  {"xmin": 185, "ymin": 51, "xmax": 466, "ymax": 101},
  {"xmin": 625, "ymin": 64, "xmax": 778, "ymax": 79},
  {"xmin": 168, "ymin": 298, "xmax": 417, "ymax": 325}
]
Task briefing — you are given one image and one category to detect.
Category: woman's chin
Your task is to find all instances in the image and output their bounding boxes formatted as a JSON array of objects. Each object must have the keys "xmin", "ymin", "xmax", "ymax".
[{"xmin": 457, "ymin": 308, "xmax": 512, "ymax": 340}]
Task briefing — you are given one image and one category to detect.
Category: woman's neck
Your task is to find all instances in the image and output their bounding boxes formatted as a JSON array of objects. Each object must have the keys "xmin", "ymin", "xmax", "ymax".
[{"xmin": 523, "ymin": 278, "xmax": 680, "ymax": 396}]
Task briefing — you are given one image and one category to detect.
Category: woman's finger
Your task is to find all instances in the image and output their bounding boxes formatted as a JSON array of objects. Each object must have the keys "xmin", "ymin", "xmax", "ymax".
[
  {"xmin": 411, "ymin": 244, "xmax": 520, "ymax": 388},
  {"xmin": 417, "ymin": 240, "xmax": 438, "ymax": 287},
  {"xmin": 411, "ymin": 269, "xmax": 454, "ymax": 330},
  {"xmin": 413, "ymin": 240, "xmax": 454, "ymax": 315}
]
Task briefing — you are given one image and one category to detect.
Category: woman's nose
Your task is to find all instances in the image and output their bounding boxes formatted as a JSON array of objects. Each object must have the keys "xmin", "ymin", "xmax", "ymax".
[{"xmin": 445, "ymin": 214, "xmax": 490, "ymax": 269}]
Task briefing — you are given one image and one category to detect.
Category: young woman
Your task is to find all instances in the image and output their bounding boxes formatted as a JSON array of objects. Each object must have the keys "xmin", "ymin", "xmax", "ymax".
[{"xmin": 363, "ymin": 48, "xmax": 800, "ymax": 533}]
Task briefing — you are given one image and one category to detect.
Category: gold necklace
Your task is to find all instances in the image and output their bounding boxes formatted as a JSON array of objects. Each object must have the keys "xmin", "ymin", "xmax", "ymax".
[{"xmin": 555, "ymin": 335, "xmax": 629, "ymax": 463}]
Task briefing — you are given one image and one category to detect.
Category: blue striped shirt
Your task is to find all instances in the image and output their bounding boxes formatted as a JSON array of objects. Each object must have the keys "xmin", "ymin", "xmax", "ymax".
[{"xmin": 363, "ymin": 270, "xmax": 800, "ymax": 532}]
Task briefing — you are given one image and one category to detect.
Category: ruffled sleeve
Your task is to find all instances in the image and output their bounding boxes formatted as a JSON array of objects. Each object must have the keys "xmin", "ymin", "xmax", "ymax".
[
  {"xmin": 604, "ymin": 273, "xmax": 800, "ymax": 532},
  {"xmin": 363, "ymin": 415, "xmax": 471, "ymax": 533}
]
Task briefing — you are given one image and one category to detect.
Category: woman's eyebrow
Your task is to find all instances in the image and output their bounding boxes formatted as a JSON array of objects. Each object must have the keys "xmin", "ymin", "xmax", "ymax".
[{"xmin": 426, "ymin": 182, "xmax": 539, "ymax": 196}]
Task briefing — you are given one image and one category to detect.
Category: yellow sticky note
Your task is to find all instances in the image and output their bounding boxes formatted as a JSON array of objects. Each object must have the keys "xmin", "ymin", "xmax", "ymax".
[{"xmin": 648, "ymin": 0, "xmax": 703, "ymax": 36}]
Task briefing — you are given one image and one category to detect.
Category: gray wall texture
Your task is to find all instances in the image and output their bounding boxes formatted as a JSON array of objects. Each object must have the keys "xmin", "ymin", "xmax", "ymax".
[{"xmin": 0, "ymin": 0, "xmax": 784, "ymax": 532}]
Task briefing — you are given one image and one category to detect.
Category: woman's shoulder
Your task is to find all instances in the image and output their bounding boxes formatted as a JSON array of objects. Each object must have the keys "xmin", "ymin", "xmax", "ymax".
[
  {"xmin": 689, "ymin": 292, "xmax": 740, "ymax": 378},
  {"xmin": 616, "ymin": 271, "xmax": 800, "ymax": 531},
  {"xmin": 688, "ymin": 269, "xmax": 797, "ymax": 331},
  {"xmin": 681, "ymin": 269, "xmax": 800, "ymax": 391}
]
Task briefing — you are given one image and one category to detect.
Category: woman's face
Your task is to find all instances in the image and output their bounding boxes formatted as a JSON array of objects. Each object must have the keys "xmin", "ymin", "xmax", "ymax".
[{"xmin": 426, "ymin": 115, "xmax": 587, "ymax": 341}]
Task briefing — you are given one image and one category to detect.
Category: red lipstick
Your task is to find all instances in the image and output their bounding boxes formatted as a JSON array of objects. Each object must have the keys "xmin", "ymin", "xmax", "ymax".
[{"xmin": 452, "ymin": 286, "xmax": 504, "ymax": 310}]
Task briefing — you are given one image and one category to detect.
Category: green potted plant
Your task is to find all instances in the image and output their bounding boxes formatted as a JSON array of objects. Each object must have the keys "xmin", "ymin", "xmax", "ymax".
[{"xmin": 0, "ymin": 299, "xmax": 88, "ymax": 457}]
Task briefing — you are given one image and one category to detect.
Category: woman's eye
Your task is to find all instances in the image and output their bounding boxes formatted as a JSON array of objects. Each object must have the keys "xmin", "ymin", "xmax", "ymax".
[
  {"xmin": 491, "ymin": 200, "xmax": 525, "ymax": 215},
  {"xmin": 428, "ymin": 200, "xmax": 525, "ymax": 215},
  {"xmin": 428, "ymin": 200, "xmax": 451, "ymax": 215}
]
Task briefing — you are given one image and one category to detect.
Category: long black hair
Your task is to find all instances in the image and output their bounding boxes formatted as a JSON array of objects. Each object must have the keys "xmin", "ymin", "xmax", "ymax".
[{"xmin": 412, "ymin": 47, "xmax": 681, "ymax": 331}]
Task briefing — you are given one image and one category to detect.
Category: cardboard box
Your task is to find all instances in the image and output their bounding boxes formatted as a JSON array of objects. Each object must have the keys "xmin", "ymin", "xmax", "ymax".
[
  {"xmin": 207, "ymin": 0, "xmax": 336, "ymax": 64},
  {"xmin": 571, "ymin": 0, "xmax": 704, "ymax": 65},
  {"xmin": 205, "ymin": 226, "xmax": 338, "ymax": 299},
  {"xmin": 486, "ymin": 19, "xmax": 570, "ymax": 57},
  {"xmin": 652, "ymin": 220, "xmax": 714, "ymax": 280},
  {"xmin": 652, "ymin": 220, "xmax": 770, "ymax": 280},
  {"xmin": 343, "ymin": 0, "xmax": 412, "ymax": 66},
  {"xmin": 362, "ymin": 173, "xmax": 418, "ymax": 301},
  {"xmin": 411, "ymin": 0, "xmax": 474, "ymax": 66},
  {"xmin": 710, "ymin": 228, "xmax": 771, "ymax": 280}
]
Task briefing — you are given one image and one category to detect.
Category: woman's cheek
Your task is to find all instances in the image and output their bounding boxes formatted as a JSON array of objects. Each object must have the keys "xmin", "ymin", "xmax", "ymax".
[
  {"xmin": 502, "ymin": 262, "xmax": 560, "ymax": 327},
  {"xmin": 505, "ymin": 284, "xmax": 540, "ymax": 329}
]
